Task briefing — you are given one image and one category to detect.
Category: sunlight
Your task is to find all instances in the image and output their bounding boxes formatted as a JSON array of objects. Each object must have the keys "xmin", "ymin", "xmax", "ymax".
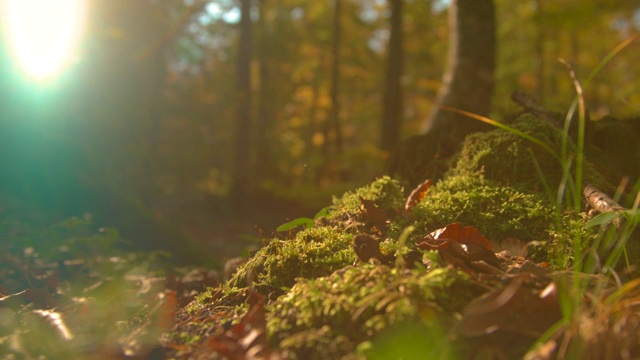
[{"xmin": 3, "ymin": 0, "xmax": 85, "ymax": 80}]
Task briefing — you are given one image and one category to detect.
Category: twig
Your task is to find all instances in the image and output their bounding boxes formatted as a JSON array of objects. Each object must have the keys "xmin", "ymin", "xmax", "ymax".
[
  {"xmin": 511, "ymin": 91, "xmax": 562, "ymax": 128},
  {"xmin": 583, "ymin": 183, "xmax": 624, "ymax": 214}
]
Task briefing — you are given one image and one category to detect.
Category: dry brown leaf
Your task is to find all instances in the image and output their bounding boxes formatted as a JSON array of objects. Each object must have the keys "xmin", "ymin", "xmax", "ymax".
[
  {"xmin": 359, "ymin": 196, "xmax": 389, "ymax": 231},
  {"xmin": 416, "ymin": 223, "xmax": 501, "ymax": 273},
  {"xmin": 198, "ymin": 291, "xmax": 283, "ymax": 359},
  {"xmin": 458, "ymin": 277, "xmax": 561, "ymax": 338},
  {"xmin": 405, "ymin": 179, "xmax": 432, "ymax": 212},
  {"xmin": 24, "ymin": 287, "xmax": 57, "ymax": 309},
  {"xmin": 429, "ymin": 222, "xmax": 492, "ymax": 250},
  {"xmin": 353, "ymin": 234, "xmax": 382, "ymax": 262}
]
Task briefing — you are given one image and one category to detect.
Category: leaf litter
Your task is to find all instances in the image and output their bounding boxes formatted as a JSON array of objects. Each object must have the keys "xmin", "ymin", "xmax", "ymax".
[{"xmin": 2, "ymin": 173, "xmax": 640, "ymax": 359}]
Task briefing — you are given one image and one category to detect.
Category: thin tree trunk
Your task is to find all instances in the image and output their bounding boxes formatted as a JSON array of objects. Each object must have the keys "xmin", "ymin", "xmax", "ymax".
[
  {"xmin": 318, "ymin": 0, "xmax": 344, "ymax": 184},
  {"xmin": 231, "ymin": 0, "xmax": 253, "ymax": 202},
  {"xmin": 420, "ymin": 0, "xmax": 495, "ymax": 141},
  {"xmin": 533, "ymin": 0, "xmax": 545, "ymax": 102},
  {"xmin": 305, "ymin": 55, "xmax": 324, "ymax": 183},
  {"xmin": 380, "ymin": 0, "xmax": 404, "ymax": 153},
  {"xmin": 330, "ymin": 0, "xmax": 344, "ymax": 172},
  {"xmin": 255, "ymin": 0, "xmax": 273, "ymax": 184}
]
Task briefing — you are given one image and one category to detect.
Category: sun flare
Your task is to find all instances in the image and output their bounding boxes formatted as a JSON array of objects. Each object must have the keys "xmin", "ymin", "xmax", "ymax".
[{"xmin": 3, "ymin": 0, "xmax": 85, "ymax": 79}]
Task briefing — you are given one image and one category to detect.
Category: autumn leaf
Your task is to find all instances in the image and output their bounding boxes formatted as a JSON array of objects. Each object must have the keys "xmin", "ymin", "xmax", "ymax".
[
  {"xmin": 199, "ymin": 291, "xmax": 282, "ymax": 359},
  {"xmin": 428, "ymin": 222, "xmax": 492, "ymax": 250},
  {"xmin": 457, "ymin": 277, "xmax": 561, "ymax": 338},
  {"xmin": 359, "ymin": 196, "xmax": 389, "ymax": 231},
  {"xmin": 405, "ymin": 179, "xmax": 432, "ymax": 212},
  {"xmin": 353, "ymin": 234, "xmax": 382, "ymax": 262},
  {"xmin": 416, "ymin": 223, "xmax": 501, "ymax": 273}
]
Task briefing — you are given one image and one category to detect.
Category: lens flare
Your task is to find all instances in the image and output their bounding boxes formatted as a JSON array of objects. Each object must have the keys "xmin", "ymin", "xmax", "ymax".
[{"xmin": 3, "ymin": 0, "xmax": 85, "ymax": 79}]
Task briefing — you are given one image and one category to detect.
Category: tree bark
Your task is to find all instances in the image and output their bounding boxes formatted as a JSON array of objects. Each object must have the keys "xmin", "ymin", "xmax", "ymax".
[
  {"xmin": 421, "ymin": 0, "xmax": 495, "ymax": 141},
  {"xmin": 231, "ymin": 0, "xmax": 253, "ymax": 202},
  {"xmin": 318, "ymin": 0, "xmax": 345, "ymax": 184},
  {"xmin": 380, "ymin": 0, "xmax": 404, "ymax": 154},
  {"xmin": 533, "ymin": 0, "xmax": 545, "ymax": 102},
  {"xmin": 388, "ymin": 0, "xmax": 496, "ymax": 187},
  {"xmin": 255, "ymin": 0, "xmax": 274, "ymax": 184},
  {"xmin": 330, "ymin": 0, "xmax": 343, "ymax": 159}
]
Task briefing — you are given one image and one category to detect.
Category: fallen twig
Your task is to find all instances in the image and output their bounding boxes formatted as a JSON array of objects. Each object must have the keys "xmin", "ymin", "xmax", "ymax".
[{"xmin": 583, "ymin": 183, "xmax": 624, "ymax": 215}]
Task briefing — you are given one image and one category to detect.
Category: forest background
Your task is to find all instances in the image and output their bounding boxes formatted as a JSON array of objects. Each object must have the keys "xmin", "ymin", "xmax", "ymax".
[{"xmin": 1, "ymin": 0, "xmax": 639, "ymax": 263}]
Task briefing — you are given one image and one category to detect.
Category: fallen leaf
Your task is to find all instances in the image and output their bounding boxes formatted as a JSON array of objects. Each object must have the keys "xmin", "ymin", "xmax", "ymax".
[
  {"xmin": 405, "ymin": 179, "xmax": 432, "ymax": 212},
  {"xmin": 457, "ymin": 276, "xmax": 561, "ymax": 338},
  {"xmin": 25, "ymin": 287, "xmax": 57, "ymax": 309},
  {"xmin": 158, "ymin": 291, "xmax": 178, "ymax": 331},
  {"xmin": 359, "ymin": 196, "xmax": 389, "ymax": 231},
  {"xmin": 199, "ymin": 291, "xmax": 282, "ymax": 359},
  {"xmin": 429, "ymin": 223, "xmax": 492, "ymax": 250},
  {"xmin": 353, "ymin": 234, "xmax": 382, "ymax": 262},
  {"xmin": 416, "ymin": 223, "xmax": 501, "ymax": 273}
]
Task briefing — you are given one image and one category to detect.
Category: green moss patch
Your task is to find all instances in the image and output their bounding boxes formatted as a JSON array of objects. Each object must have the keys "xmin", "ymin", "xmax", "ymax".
[
  {"xmin": 454, "ymin": 115, "xmax": 609, "ymax": 193},
  {"xmin": 267, "ymin": 265, "xmax": 481, "ymax": 360},
  {"xmin": 407, "ymin": 174, "xmax": 555, "ymax": 243},
  {"xmin": 227, "ymin": 226, "xmax": 357, "ymax": 295}
]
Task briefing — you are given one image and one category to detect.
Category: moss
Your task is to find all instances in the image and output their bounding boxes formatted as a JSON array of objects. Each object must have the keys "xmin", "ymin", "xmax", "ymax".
[
  {"xmin": 330, "ymin": 176, "xmax": 405, "ymax": 218},
  {"xmin": 266, "ymin": 265, "xmax": 481, "ymax": 360},
  {"xmin": 454, "ymin": 114, "xmax": 611, "ymax": 193},
  {"xmin": 400, "ymin": 174, "xmax": 556, "ymax": 244},
  {"xmin": 170, "ymin": 113, "xmax": 639, "ymax": 359},
  {"xmin": 227, "ymin": 226, "xmax": 357, "ymax": 296}
]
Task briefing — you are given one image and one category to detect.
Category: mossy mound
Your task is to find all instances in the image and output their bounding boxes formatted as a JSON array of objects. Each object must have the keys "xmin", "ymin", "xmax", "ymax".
[
  {"xmin": 454, "ymin": 114, "xmax": 610, "ymax": 193},
  {"xmin": 330, "ymin": 175, "xmax": 406, "ymax": 217},
  {"xmin": 267, "ymin": 265, "xmax": 482, "ymax": 360},
  {"xmin": 227, "ymin": 226, "xmax": 357, "ymax": 295},
  {"xmin": 169, "ymin": 114, "xmax": 638, "ymax": 359},
  {"xmin": 406, "ymin": 174, "xmax": 555, "ymax": 244}
]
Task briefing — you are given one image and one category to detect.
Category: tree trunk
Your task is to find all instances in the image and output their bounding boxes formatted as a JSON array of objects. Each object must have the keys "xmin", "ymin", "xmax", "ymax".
[
  {"xmin": 231, "ymin": 0, "xmax": 253, "ymax": 202},
  {"xmin": 533, "ymin": 0, "xmax": 545, "ymax": 102},
  {"xmin": 380, "ymin": 0, "xmax": 404, "ymax": 154},
  {"xmin": 318, "ymin": 0, "xmax": 345, "ymax": 184},
  {"xmin": 388, "ymin": 0, "xmax": 496, "ymax": 187},
  {"xmin": 421, "ymin": 0, "xmax": 495, "ymax": 141},
  {"xmin": 255, "ymin": 0, "xmax": 274, "ymax": 184},
  {"xmin": 330, "ymin": 0, "xmax": 344, "ymax": 159}
]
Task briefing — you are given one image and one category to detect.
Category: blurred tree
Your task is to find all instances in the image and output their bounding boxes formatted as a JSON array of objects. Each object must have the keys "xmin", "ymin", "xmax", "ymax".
[
  {"xmin": 319, "ymin": 0, "xmax": 346, "ymax": 183},
  {"xmin": 255, "ymin": 0, "xmax": 276, "ymax": 185},
  {"xmin": 231, "ymin": 0, "xmax": 254, "ymax": 202},
  {"xmin": 421, "ymin": 0, "xmax": 495, "ymax": 140},
  {"xmin": 380, "ymin": 0, "xmax": 404, "ymax": 153}
]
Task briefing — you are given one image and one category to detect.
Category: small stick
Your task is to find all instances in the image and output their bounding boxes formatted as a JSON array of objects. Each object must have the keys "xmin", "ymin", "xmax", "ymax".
[
  {"xmin": 583, "ymin": 183, "xmax": 624, "ymax": 214},
  {"xmin": 511, "ymin": 91, "xmax": 562, "ymax": 128}
]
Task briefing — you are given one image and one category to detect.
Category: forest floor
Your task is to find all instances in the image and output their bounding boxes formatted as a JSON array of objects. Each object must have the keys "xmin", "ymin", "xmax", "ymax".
[{"xmin": 2, "ymin": 113, "xmax": 640, "ymax": 359}]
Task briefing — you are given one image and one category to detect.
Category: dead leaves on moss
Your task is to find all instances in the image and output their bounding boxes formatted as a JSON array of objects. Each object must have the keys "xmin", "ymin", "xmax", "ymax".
[
  {"xmin": 417, "ymin": 223, "xmax": 503, "ymax": 275},
  {"xmin": 358, "ymin": 179, "xmax": 432, "ymax": 232},
  {"xmin": 458, "ymin": 276, "xmax": 561, "ymax": 338},
  {"xmin": 359, "ymin": 196, "xmax": 389, "ymax": 232},
  {"xmin": 353, "ymin": 178, "xmax": 570, "ymax": 357},
  {"xmin": 405, "ymin": 178, "xmax": 432, "ymax": 212}
]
